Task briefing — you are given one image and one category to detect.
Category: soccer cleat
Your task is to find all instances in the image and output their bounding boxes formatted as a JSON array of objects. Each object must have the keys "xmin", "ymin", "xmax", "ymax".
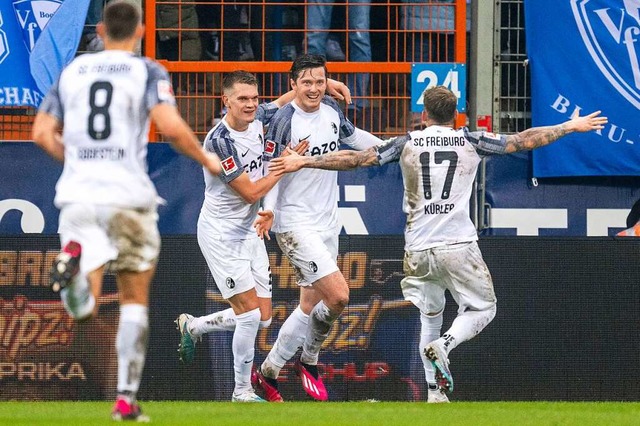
[
  {"xmin": 294, "ymin": 358, "xmax": 328, "ymax": 401},
  {"xmin": 50, "ymin": 241, "xmax": 82, "ymax": 293},
  {"xmin": 427, "ymin": 388, "xmax": 450, "ymax": 403},
  {"xmin": 251, "ymin": 366, "xmax": 284, "ymax": 402},
  {"xmin": 111, "ymin": 397, "xmax": 150, "ymax": 422},
  {"xmin": 425, "ymin": 341, "xmax": 454, "ymax": 393},
  {"xmin": 175, "ymin": 314, "xmax": 198, "ymax": 364},
  {"xmin": 231, "ymin": 390, "xmax": 266, "ymax": 402}
]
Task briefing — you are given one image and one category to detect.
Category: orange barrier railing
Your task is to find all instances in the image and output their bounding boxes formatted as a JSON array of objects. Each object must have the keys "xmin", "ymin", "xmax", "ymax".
[{"xmin": 2, "ymin": 1, "xmax": 466, "ymax": 142}]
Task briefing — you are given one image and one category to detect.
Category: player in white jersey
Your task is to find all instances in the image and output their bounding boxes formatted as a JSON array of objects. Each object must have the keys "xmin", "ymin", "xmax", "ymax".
[
  {"xmin": 173, "ymin": 70, "xmax": 351, "ymax": 402},
  {"xmin": 252, "ymin": 54, "xmax": 382, "ymax": 402},
  {"xmin": 32, "ymin": 1, "xmax": 221, "ymax": 421},
  {"xmin": 268, "ymin": 85, "xmax": 607, "ymax": 402}
]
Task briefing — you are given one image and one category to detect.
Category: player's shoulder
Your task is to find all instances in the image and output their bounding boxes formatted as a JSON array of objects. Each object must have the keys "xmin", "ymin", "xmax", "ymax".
[
  {"xmin": 320, "ymin": 95, "xmax": 340, "ymax": 109},
  {"xmin": 204, "ymin": 122, "xmax": 233, "ymax": 151},
  {"xmin": 269, "ymin": 103, "xmax": 295, "ymax": 128}
]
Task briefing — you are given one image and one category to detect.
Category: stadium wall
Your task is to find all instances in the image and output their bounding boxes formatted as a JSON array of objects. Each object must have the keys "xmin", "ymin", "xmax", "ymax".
[{"xmin": 1, "ymin": 235, "xmax": 638, "ymax": 401}]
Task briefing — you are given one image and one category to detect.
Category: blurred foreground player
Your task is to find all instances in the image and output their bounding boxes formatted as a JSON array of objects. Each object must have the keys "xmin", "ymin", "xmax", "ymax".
[
  {"xmin": 269, "ymin": 85, "xmax": 607, "ymax": 402},
  {"xmin": 32, "ymin": 0, "xmax": 221, "ymax": 420}
]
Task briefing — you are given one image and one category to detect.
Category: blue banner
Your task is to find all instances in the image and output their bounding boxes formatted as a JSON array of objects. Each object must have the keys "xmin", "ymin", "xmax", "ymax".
[
  {"xmin": 525, "ymin": 0, "xmax": 640, "ymax": 177},
  {"xmin": 0, "ymin": 0, "xmax": 88, "ymax": 107}
]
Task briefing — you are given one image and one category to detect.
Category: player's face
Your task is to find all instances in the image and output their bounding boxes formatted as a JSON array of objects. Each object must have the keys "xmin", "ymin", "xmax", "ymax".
[
  {"xmin": 224, "ymin": 83, "xmax": 259, "ymax": 131},
  {"xmin": 291, "ymin": 67, "xmax": 326, "ymax": 113}
]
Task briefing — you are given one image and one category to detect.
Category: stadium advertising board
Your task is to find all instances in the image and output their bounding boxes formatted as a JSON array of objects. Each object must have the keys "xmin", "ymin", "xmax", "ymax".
[
  {"xmin": 0, "ymin": 237, "xmax": 120, "ymax": 400},
  {"xmin": 525, "ymin": 0, "xmax": 640, "ymax": 177},
  {"xmin": 2, "ymin": 236, "xmax": 639, "ymax": 401}
]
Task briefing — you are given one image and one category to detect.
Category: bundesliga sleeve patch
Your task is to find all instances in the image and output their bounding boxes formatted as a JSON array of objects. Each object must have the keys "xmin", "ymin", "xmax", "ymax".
[
  {"xmin": 157, "ymin": 80, "xmax": 175, "ymax": 102},
  {"xmin": 221, "ymin": 156, "xmax": 238, "ymax": 175},
  {"xmin": 265, "ymin": 140, "xmax": 276, "ymax": 156}
]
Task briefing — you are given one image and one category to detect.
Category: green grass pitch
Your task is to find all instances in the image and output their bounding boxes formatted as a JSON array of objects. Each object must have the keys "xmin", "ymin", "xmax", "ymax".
[{"xmin": 1, "ymin": 401, "xmax": 639, "ymax": 425}]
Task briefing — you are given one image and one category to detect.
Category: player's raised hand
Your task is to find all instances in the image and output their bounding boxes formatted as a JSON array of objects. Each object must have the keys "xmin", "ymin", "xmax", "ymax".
[
  {"xmin": 327, "ymin": 78, "xmax": 352, "ymax": 105},
  {"xmin": 253, "ymin": 210, "xmax": 274, "ymax": 240},
  {"xmin": 567, "ymin": 110, "xmax": 608, "ymax": 133}
]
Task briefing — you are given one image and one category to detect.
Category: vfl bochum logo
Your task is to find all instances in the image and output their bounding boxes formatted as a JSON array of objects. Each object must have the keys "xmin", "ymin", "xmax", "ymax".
[
  {"xmin": 12, "ymin": 0, "xmax": 61, "ymax": 52},
  {"xmin": 0, "ymin": 12, "xmax": 10, "ymax": 64},
  {"xmin": 572, "ymin": 0, "xmax": 640, "ymax": 109}
]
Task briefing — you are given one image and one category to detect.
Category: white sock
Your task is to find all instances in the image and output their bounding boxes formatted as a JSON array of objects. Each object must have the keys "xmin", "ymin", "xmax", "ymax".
[
  {"xmin": 300, "ymin": 301, "xmax": 339, "ymax": 365},
  {"xmin": 190, "ymin": 308, "xmax": 236, "ymax": 337},
  {"xmin": 189, "ymin": 308, "xmax": 271, "ymax": 338},
  {"xmin": 60, "ymin": 273, "xmax": 95, "ymax": 320},
  {"xmin": 419, "ymin": 311, "xmax": 443, "ymax": 385},
  {"xmin": 442, "ymin": 304, "xmax": 497, "ymax": 352},
  {"xmin": 262, "ymin": 306, "xmax": 309, "ymax": 379},
  {"xmin": 232, "ymin": 308, "xmax": 260, "ymax": 394},
  {"xmin": 116, "ymin": 304, "xmax": 149, "ymax": 397}
]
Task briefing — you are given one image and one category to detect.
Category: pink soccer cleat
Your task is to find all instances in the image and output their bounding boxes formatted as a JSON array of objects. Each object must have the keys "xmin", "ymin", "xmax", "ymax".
[
  {"xmin": 251, "ymin": 366, "xmax": 284, "ymax": 402},
  {"xmin": 294, "ymin": 358, "xmax": 328, "ymax": 401},
  {"xmin": 111, "ymin": 396, "xmax": 150, "ymax": 422}
]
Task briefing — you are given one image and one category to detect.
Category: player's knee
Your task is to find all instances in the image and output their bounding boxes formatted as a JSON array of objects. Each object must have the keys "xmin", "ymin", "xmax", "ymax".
[
  {"xmin": 330, "ymin": 290, "xmax": 349, "ymax": 312},
  {"xmin": 259, "ymin": 317, "xmax": 272, "ymax": 329}
]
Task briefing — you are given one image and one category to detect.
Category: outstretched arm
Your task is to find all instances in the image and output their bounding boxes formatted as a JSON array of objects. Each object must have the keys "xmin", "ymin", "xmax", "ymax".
[
  {"xmin": 504, "ymin": 110, "xmax": 607, "ymax": 153},
  {"xmin": 269, "ymin": 146, "xmax": 379, "ymax": 174}
]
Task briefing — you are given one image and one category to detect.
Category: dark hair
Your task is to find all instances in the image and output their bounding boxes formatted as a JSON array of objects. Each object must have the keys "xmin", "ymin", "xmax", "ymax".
[
  {"xmin": 289, "ymin": 54, "xmax": 327, "ymax": 82},
  {"xmin": 222, "ymin": 71, "xmax": 259, "ymax": 93},
  {"xmin": 103, "ymin": 1, "xmax": 141, "ymax": 41},
  {"xmin": 422, "ymin": 86, "xmax": 458, "ymax": 124}
]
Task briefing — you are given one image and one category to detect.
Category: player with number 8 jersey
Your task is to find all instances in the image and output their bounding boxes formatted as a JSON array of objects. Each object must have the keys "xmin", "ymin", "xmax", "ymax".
[
  {"xmin": 32, "ymin": 1, "xmax": 222, "ymax": 420},
  {"xmin": 41, "ymin": 49, "xmax": 171, "ymax": 209}
]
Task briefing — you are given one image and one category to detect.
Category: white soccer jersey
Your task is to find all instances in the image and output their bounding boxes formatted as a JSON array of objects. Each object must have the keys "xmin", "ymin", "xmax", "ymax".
[
  {"xmin": 377, "ymin": 126, "xmax": 508, "ymax": 251},
  {"xmin": 264, "ymin": 96, "xmax": 358, "ymax": 233},
  {"xmin": 39, "ymin": 50, "xmax": 175, "ymax": 209},
  {"xmin": 200, "ymin": 103, "xmax": 278, "ymax": 239}
]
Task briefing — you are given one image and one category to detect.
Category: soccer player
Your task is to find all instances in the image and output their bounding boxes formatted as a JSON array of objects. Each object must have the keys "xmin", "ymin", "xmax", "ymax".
[
  {"xmin": 252, "ymin": 54, "xmax": 382, "ymax": 402},
  {"xmin": 268, "ymin": 85, "xmax": 607, "ymax": 403},
  {"xmin": 174, "ymin": 70, "xmax": 351, "ymax": 402},
  {"xmin": 31, "ymin": 1, "xmax": 221, "ymax": 421}
]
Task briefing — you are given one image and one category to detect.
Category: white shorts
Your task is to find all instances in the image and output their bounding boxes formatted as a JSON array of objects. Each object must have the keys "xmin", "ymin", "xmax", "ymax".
[
  {"xmin": 197, "ymin": 220, "xmax": 271, "ymax": 300},
  {"xmin": 275, "ymin": 227, "xmax": 340, "ymax": 287},
  {"xmin": 58, "ymin": 204, "xmax": 160, "ymax": 274},
  {"xmin": 400, "ymin": 241, "xmax": 496, "ymax": 315}
]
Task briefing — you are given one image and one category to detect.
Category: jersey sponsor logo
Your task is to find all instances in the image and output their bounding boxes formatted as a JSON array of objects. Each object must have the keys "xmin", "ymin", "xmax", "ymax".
[
  {"xmin": 309, "ymin": 140, "xmax": 339, "ymax": 156},
  {"xmin": 12, "ymin": 0, "xmax": 61, "ymax": 52},
  {"xmin": 299, "ymin": 134, "xmax": 311, "ymax": 143},
  {"xmin": 225, "ymin": 277, "xmax": 235, "ymax": 289},
  {"xmin": 242, "ymin": 155, "xmax": 263, "ymax": 173},
  {"xmin": 331, "ymin": 122, "xmax": 338, "ymax": 134},
  {"xmin": 572, "ymin": 0, "xmax": 640, "ymax": 108},
  {"xmin": 241, "ymin": 148, "xmax": 250, "ymax": 157},
  {"xmin": 157, "ymin": 79, "xmax": 174, "ymax": 102},
  {"xmin": 265, "ymin": 140, "xmax": 276, "ymax": 156},
  {"xmin": 221, "ymin": 156, "xmax": 238, "ymax": 175}
]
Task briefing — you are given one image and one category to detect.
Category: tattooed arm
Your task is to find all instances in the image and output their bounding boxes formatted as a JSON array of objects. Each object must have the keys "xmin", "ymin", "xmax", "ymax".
[
  {"xmin": 269, "ymin": 146, "xmax": 380, "ymax": 173},
  {"xmin": 504, "ymin": 110, "xmax": 607, "ymax": 153}
]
